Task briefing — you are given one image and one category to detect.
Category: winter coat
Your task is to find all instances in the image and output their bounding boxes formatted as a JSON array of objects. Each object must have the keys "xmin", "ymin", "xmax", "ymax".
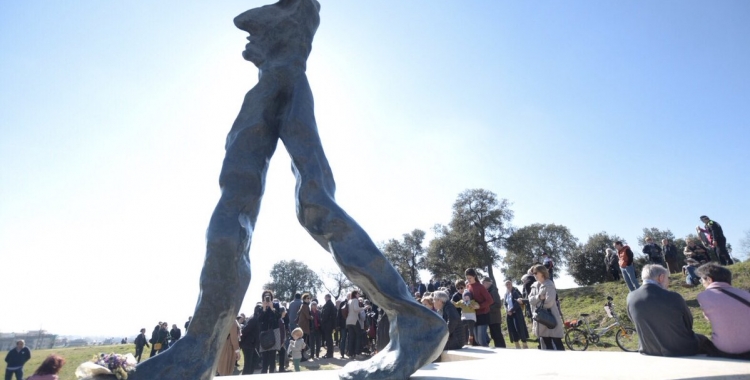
[
  {"xmin": 217, "ymin": 320, "xmax": 240, "ymax": 376},
  {"xmin": 321, "ymin": 300, "xmax": 337, "ymax": 331},
  {"xmin": 528, "ymin": 279, "xmax": 564, "ymax": 339},
  {"xmin": 297, "ymin": 302, "xmax": 312, "ymax": 335},
  {"xmin": 345, "ymin": 299, "xmax": 362, "ymax": 326},
  {"xmin": 486, "ymin": 283, "xmax": 503, "ymax": 325}
]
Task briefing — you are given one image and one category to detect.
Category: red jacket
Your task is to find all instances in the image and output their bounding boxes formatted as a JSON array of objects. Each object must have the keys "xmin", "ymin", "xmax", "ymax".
[
  {"xmin": 618, "ymin": 245, "xmax": 634, "ymax": 268},
  {"xmin": 467, "ymin": 282, "xmax": 494, "ymax": 315}
]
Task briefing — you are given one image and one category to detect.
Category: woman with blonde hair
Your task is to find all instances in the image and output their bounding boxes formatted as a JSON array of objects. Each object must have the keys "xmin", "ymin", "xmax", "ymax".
[{"xmin": 517, "ymin": 264, "xmax": 565, "ymax": 350}]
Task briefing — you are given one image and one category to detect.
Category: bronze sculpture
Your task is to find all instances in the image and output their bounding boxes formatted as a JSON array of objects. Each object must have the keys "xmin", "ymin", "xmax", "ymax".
[{"xmin": 131, "ymin": 1, "xmax": 447, "ymax": 379}]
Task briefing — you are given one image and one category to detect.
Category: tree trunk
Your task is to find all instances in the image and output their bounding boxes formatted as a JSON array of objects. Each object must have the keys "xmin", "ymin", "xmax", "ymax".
[{"xmin": 486, "ymin": 264, "xmax": 496, "ymax": 285}]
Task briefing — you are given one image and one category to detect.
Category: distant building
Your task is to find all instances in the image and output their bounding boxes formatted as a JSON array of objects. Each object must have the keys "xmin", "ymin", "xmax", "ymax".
[{"xmin": 0, "ymin": 330, "xmax": 58, "ymax": 350}]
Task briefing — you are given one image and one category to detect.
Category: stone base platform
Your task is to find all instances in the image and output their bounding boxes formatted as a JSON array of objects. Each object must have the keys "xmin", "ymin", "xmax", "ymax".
[{"xmin": 232, "ymin": 346, "xmax": 750, "ymax": 379}]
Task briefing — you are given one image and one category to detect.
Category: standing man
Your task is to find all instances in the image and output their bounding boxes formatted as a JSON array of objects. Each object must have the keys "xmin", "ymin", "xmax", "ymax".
[
  {"xmin": 482, "ymin": 278, "xmax": 506, "ymax": 348},
  {"xmin": 642, "ymin": 237, "xmax": 664, "ymax": 267},
  {"xmin": 627, "ymin": 265, "xmax": 701, "ymax": 356},
  {"xmin": 184, "ymin": 316, "xmax": 191, "ymax": 333},
  {"xmin": 605, "ymin": 248, "xmax": 621, "ymax": 281},
  {"xmin": 288, "ymin": 293, "xmax": 303, "ymax": 333},
  {"xmin": 320, "ymin": 294, "xmax": 337, "ymax": 358},
  {"xmin": 701, "ymin": 215, "xmax": 734, "ymax": 265},
  {"xmin": 615, "ymin": 241, "xmax": 639, "ymax": 292},
  {"xmin": 134, "ymin": 328, "xmax": 150, "ymax": 363},
  {"xmin": 4, "ymin": 340, "xmax": 30, "ymax": 380},
  {"xmin": 169, "ymin": 324, "xmax": 182, "ymax": 348}
]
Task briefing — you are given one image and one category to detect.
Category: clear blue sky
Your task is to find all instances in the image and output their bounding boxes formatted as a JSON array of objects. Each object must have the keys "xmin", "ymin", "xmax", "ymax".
[{"xmin": 1, "ymin": 1, "xmax": 748, "ymax": 337}]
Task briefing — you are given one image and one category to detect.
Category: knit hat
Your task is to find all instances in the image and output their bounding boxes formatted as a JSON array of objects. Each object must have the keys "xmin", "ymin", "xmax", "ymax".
[{"xmin": 462, "ymin": 289, "xmax": 473, "ymax": 299}]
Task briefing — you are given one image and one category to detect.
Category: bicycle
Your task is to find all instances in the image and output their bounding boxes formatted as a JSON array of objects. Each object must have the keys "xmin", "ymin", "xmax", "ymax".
[{"xmin": 564, "ymin": 296, "xmax": 639, "ymax": 352}]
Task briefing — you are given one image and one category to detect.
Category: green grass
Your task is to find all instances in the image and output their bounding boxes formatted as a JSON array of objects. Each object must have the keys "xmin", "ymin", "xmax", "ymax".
[{"xmin": 6, "ymin": 262, "xmax": 749, "ymax": 379}]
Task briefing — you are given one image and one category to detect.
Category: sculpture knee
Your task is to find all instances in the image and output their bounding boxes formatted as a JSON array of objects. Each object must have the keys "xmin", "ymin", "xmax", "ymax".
[{"xmin": 295, "ymin": 181, "xmax": 340, "ymax": 236}]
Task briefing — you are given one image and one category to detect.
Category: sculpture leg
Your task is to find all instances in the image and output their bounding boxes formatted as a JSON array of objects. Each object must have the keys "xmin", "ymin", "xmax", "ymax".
[
  {"xmin": 132, "ymin": 122, "xmax": 278, "ymax": 380},
  {"xmin": 279, "ymin": 89, "xmax": 448, "ymax": 380}
]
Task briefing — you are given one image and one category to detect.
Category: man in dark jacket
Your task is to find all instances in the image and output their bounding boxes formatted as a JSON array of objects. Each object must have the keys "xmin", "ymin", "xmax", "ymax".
[
  {"xmin": 134, "ymin": 328, "xmax": 150, "ymax": 363},
  {"xmin": 321, "ymin": 294, "xmax": 337, "ymax": 358},
  {"xmin": 240, "ymin": 304, "xmax": 262, "ymax": 375},
  {"xmin": 701, "ymin": 215, "xmax": 734, "ymax": 265},
  {"xmin": 169, "ymin": 324, "xmax": 182, "ymax": 348},
  {"xmin": 4, "ymin": 340, "xmax": 31, "ymax": 380},
  {"xmin": 627, "ymin": 264, "xmax": 701, "ymax": 356},
  {"xmin": 482, "ymin": 279, "xmax": 506, "ymax": 348},
  {"xmin": 642, "ymin": 237, "xmax": 664, "ymax": 266},
  {"xmin": 288, "ymin": 293, "xmax": 302, "ymax": 332}
]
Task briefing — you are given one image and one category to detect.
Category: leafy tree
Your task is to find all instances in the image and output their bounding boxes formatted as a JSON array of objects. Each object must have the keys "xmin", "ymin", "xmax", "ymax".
[
  {"xmin": 264, "ymin": 260, "xmax": 322, "ymax": 302},
  {"xmin": 382, "ymin": 229, "xmax": 427, "ymax": 286},
  {"xmin": 424, "ymin": 224, "xmax": 457, "ymax": 279},
  {"xmin": 502, "ymin": 223, "xmax": 579, "ymax": 282},
  {"xmin": 320, "ymin": 269, "xmax": 355, "ymax": 300},
  {"xmin": 446, "ymin": 189, "xmax": 514, "ymax": 284},
  {"xmin": 566, "ymin": 232, "xmax": 622, "ymax": 286},
  {"xmin": 736, "ymin": 230, "xmax": 749, "ymax": 260}
]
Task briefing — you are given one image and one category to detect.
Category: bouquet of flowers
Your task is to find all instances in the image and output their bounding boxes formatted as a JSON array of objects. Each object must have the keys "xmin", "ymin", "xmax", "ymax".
[{"xmin": 75, "ymin": 353, "xmax": 137, "ymax": 380}]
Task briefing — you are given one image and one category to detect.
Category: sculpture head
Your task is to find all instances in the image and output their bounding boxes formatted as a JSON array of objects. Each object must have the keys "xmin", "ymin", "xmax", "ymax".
[{"xmin": 234, "ymin": 0, "xmax": 321, "ymax": 67}]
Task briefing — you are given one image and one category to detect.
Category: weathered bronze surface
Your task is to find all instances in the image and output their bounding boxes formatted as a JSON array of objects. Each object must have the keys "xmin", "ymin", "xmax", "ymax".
[{"xmin": 131, "ymin": 1, "xmax": 447, "ymax": 378}]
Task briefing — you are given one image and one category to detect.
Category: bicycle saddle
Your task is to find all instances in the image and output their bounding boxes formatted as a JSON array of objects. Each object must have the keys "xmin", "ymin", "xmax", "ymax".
[{"xmin": 580, "ymin": 313, "xmax": 590, "ymax": 317}]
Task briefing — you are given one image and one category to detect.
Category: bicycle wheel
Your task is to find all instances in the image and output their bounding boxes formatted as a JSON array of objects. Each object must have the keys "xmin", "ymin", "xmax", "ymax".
[
  {"xmin": 615, "ymin": 327, "xmax": 639, "ymax": 352},
  {"xmin": 565, "ymin": 328, "xmax": 589, "ymax": 351}
]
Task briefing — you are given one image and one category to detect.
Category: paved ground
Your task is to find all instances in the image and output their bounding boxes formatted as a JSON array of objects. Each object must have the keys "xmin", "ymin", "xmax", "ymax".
[{"xmin": 231, "ymin": 346, "xmax": 750, "ymax": 379}]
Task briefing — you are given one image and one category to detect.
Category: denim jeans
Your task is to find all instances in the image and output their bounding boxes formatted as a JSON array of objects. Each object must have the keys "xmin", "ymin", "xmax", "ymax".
[
  {"xmin": 5, "ymin": 368, "xmax": 23, "ymax": 380},
  {"xmin": 621, "ymin": 265, "xmax": 639, "ymax": 292},
  {"xmin": 474, "ymin": 324, "xmax": 490, "ymax": 346}
]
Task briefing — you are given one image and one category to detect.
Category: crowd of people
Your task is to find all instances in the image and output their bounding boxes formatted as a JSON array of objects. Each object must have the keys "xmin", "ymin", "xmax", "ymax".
[{"xmin": 5, "ymin": 216, "xmax": 747, "ymax": 378}]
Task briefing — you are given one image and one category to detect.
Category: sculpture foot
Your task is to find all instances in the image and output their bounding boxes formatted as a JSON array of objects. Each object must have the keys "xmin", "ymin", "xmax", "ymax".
[
  {"xmin": 130, "ymin": 336, "xmax": 216, "ymax": 380},
  {"xmin": 339, "ymin": 303, "xmax": 447, "ymax": 380}
]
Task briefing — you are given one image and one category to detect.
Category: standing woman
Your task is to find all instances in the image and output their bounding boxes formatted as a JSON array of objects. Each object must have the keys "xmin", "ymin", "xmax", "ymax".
[
  {"xmin": 345, "ymin": 290, "xmax": 363, "ymax": 358},
  {"xmin": 297, "ymin": 293, "xmax": 312, "ymax": 359},
  {"xmin": 517, "ymin": 264, "xmax": 565, "ymax": 350},
  {"xmin": 216, "ymin": 319, "xmax": 240, "ymax": 376},
  {"xmin": 259, "ymin": 290, "xmax": 279, "ymax": 373},
  {"xmin": 503, "ymin": 280, "xmax": 529, "ymax": 349},
  {"xmin": 465, "ymin": 268, "xmax": 494, "ymax": 347}
]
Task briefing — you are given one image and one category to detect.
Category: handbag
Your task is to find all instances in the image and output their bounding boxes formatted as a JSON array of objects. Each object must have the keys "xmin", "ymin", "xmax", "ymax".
[
  {"xmin": 259, "ymin": 328, "xmax": 281, "ymax": 352},
  {"xmin": 533, "ymin": 304, "xmax": 558, "ymax": 329},
  {"xmin": 153, "ymin": 342, "xmax": 162, "ymax": 351}
]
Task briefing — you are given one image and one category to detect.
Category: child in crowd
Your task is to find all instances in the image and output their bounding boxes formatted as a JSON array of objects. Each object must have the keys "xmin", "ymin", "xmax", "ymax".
[
  {"xmin": 289, "ymin": 328, "xmax": 307, "ymax": 372},
  {"xmin": 453, "ymin": 290, "xmax": 480, "ymax": 345},
  {"xmin": 682, "ymin": 259, "xmax": 701, "ymax": 287}
]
